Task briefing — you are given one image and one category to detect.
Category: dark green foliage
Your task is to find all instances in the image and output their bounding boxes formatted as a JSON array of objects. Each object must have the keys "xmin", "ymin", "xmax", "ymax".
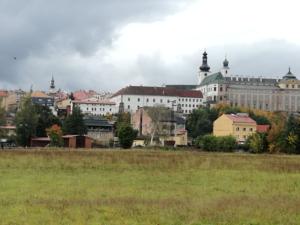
[
  {"xmin": 196, "ymin": 135, "xmax": 236, "ymax": 152},
  {"xmin": 62, "ymin": 106, "xmax": 87, "ymax": 135},
  {"xmin": 281, "ymin": 115, "xmax": 300, "ymax": 153},
  {"xmin": 249, "ymin": 112, "xmax": 271, "ymax": 125},
  {"xmin": 0, "ymin": 105, "xmax": 6, "ymax": 138},
  {"xmin": 217, "ymin": 136, "xmax": 237, "ymax": 152},
  {"xmin": 186, "ymin": 108, "xmax": 218, "ymax": 138},
  {"xmin": 118, "ymin": 124, "xmax": 137, "ymax": 149},
  {"xmin": 115, "ymin": 112, "xmax": 131, "ymax": 134},
  {"xmin": 34, "ymin": 105, "xmax": 61, "ymax": 137},
  {"xmin": 0, "ymin": 106, "xmax": 6, "ymax": 126},
  {"xmin": 15, "ymin": 96, "xmax": 39, "ymax": 147}
]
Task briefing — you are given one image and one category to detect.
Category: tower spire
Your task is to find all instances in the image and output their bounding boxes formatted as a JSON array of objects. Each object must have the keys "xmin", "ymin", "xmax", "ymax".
[
  {"xmin": 199, "ymin": 51, "xmax": 210, "ymax": 72},
  {"xmin": 50, "ymin": 75, "xmax": 55, "ymax": 89}
]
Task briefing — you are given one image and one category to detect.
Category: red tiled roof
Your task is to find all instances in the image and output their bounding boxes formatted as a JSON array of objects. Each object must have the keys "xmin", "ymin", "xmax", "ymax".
[
  {"xmin": 257, "ymin": 125, "xmax": 270, "ymax": 133},
  {"xmin": 225, "ymin": 114, "xmax": 257, "ymax": 124},
  {"xmin": 111, "ymin": 86, "xmax": 203, "ymax": 98},
  {"xmin": 0, "ymin": 90, "xmax": 8, "ymax": 97},
  {"xmin": 73, "ymin": 90, "xmax": 93, "ymax": 101},
  {"xmin": 31, "ymin": 91, "xmax": 50, "ymax": 98}
]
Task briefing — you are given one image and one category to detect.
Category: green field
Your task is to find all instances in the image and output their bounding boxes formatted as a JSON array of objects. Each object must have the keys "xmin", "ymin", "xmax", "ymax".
[{"xmin": 0, "ymin": 149, "xmax": 300, "ymax": 225}]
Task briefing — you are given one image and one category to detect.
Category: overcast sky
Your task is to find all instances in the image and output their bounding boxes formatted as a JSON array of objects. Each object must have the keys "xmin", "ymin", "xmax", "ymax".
[{"xmin": 1, "ymin": 0, "xmax": 300, "ymax": 92}]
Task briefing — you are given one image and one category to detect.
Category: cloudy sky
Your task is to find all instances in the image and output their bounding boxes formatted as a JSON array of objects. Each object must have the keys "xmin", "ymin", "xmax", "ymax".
[{"xmin": 1, "ymin": 0, "xmax": 300, "ymax": 92}]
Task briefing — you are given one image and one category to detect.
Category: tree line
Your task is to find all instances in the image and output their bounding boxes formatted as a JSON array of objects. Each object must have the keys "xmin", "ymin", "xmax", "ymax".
[{"xmin": 186, "ymin": 104, "xmax": 300, "ymax": 153}]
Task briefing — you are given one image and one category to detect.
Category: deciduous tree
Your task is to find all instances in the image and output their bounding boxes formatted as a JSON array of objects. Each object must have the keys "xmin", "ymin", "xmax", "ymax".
[{"xmin": 15, "ymin": 96, "xmax": 38, "ymax": 147}]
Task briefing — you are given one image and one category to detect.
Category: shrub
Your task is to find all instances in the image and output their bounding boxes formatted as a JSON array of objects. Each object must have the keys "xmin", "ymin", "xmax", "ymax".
[
  {"xmin": 217, "ymin": 136, "xmax": 236, "ymax": 152},
  {"xmin": 247, "ymin": 133, "xmax": 268, "ymax": 153},
  {"xmin": 118, "ymin": 124, "xmax": 138, "ymax": 149},
  {"xmin": 196, "ymin": 135, "xmax": 237, "ymax": 152}
]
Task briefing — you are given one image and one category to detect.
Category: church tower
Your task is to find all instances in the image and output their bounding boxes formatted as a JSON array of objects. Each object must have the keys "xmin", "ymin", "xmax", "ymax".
[
  {"xmin": 49, "ymin": 76, "xmax": 56, "ymax": 94},
  {"xmin": 198, "ymin": 51, "xmax": 211, "ymax": 85},
  {"xmin": 221, "ymin": 57, "xmax": 230, "ymax": 76}
]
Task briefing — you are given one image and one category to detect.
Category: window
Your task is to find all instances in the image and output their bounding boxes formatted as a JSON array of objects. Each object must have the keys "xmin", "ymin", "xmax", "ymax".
[
  {"xmin": 243, "ymin": 128, "xmax": 246, "ymax": 131},
  {"xmin": 214, "ymin": 87, "xmax": 217, "ymax": 91},
  {"xmin": 236, "ymin": 127, "xmax": 240, "ymax": 131},
  {"xmin": 146, "ymin": 98, "xmax": 149, "ymax": 102},
  {"xmin": 128, "ymin": 97, "xmax": 130, "ymax": 101},
  {"xmin": 250, "ymin": 128, "xmax": 253, "ymax": 132},
  {"xmin": 128, "ymin": 105, "xmax": 130, "ymax": 109},
  {"xmin": 138, "ymin": 98, "xmax": 140, "ymax": 102},
  {"xmin": 220, "ymin": 87, "xmax": 223, "ymax": 92},
  {"xmin": 153, "ymin": 99, "xmax": 156, "ymax": 103},
  {"xmin": 160, "ymin": 99, "xmax": 163, "ymax": 103}
]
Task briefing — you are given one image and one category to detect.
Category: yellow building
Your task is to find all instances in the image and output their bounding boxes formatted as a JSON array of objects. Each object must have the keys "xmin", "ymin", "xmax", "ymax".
[{"xmin": 213, "ymin": 113, "xmax": 257, "ymax": 143}]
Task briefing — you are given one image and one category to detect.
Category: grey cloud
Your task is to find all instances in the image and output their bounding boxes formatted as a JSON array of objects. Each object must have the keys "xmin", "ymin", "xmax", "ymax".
[
  {"xmin": 0, "ymin": 0, "xmax": 188, "ymax": 89},
  {"xmin": 117, "ymin": 40, "xmax": 300, "ymax": 90}
]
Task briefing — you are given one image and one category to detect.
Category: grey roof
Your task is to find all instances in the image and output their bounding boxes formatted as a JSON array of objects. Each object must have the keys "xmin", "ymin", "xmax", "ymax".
[
  {"xmin": 224, "ymin": 77, "xmax": 278, "ymax": 86},
  {"xmin": 283, "ymin": 68, "xmax": 297, "ymax": 80},
  {"xmin": 83, "ymin": 116, "xmax": 113, "ymax": 127},
  {"xmin": 165, "ymin": 85, "xmax": 198, "ymax": 90}
]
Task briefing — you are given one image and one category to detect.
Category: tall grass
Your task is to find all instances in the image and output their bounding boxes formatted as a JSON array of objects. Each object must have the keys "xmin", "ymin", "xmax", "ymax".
[{"xmin": 0, "ymin": 149, "xmax": 299, "ymax": 225}]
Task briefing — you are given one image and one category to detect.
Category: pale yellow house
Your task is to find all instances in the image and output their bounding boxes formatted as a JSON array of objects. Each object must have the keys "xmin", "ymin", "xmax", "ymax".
[{"xmin": 213, "ymin": 113, "xmax": 257, "ymax": 143}]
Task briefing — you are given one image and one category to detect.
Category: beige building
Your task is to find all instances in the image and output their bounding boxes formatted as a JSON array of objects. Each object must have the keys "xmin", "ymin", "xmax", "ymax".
[
  {"xmin": 196, "ymin": 52, "xmax": 300, "ymax": 112},
  {"xmin": 213, "ymin": 113, "xmax": 257, "ymax": 144}
]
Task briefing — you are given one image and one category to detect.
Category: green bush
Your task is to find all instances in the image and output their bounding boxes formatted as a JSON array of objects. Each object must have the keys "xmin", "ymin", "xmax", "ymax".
[
  {"xmin": 118, "ymin": 124, "xmax": 138, "ymax": 149},
  {"xmin": 196, "ymin": 135, "xmax": 236, "ymax": 152},
  {"xmin": 217, "ymin": 136, "xmax": 236, "ymax": 152}
]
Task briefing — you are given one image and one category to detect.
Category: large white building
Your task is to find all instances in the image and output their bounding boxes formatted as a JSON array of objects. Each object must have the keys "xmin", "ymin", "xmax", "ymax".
[
  {"xmin": 111, "ymin": 86, "xmax": 204, "ymax": 114},
  {"xmin": 71, "ymin": 98, "xmax": 118, "ymax": 116},
  {"xmin": 196, "ymin": 51, "xmax": 300, "ymax": 112}
]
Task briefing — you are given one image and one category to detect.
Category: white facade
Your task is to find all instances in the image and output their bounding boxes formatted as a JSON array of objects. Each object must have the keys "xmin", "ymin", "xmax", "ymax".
[
  {"xmin": 111, "ymin": 86, "xmax": 204, "ymax": 115},
  {"xmin": 72, "ymin": 99, "xmax": 117, "ymax": 116},
  {"xmin": 197, "ymin": 51, "xmax": 300, "ymax": 112}
]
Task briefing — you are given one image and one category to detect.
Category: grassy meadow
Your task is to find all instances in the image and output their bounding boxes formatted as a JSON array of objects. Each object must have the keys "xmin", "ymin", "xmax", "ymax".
[{"xmin": 0, "ymin": 149, "xmax": 300, "ymax": 225}]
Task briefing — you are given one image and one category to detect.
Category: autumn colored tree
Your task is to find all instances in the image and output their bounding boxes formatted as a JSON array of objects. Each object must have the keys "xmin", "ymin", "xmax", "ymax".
[{"xmin": 46, "ymin": 124, "xmax": 64, "ymax": 147}]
